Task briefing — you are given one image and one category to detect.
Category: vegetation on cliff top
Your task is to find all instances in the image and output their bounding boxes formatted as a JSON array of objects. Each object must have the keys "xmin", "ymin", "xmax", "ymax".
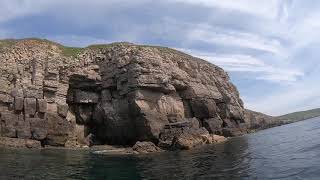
[
  {"xmin": 0, "ymin": 38, "xmax": 55, "ymax": 48},
  {"xmin": 278, "ymin": 108, "xmax": 320, "ymax": 122},
  {"xmin": 0, "ymin": 38, "xmax": 194, "ymax": 59},
  {"xmin": 61, "ymin": 46, "xmax": 84, "ymax": 57},
  {"xmin": 0, "ymin": 39, "xmax": 18, "ymax": 49},
  {"xmin": 0, "ymin": 38, "xmax": 84, "ymax": 57}
]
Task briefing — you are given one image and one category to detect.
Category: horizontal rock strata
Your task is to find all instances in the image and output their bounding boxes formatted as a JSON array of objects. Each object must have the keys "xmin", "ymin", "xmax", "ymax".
[
  {"xmin": 0, "ymin": 137, "xmax": 41, "ymax": 148},
  {"xmin": 0, "ymin": 39, "xmax": 276, "ymax": 150}
]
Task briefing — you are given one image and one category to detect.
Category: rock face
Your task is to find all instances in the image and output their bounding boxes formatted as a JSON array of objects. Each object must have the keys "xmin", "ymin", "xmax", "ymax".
[
  {"xmin": 132, "ymin": 141, "xmax": 162, "ymax": 153},
  {"xmin": 0, "ymin": 39, "xmax": 275, "ymax": 148},
  {"xmin": 171, "ymin": 128, "xmax": 226, "ymax": 150},
  {"xmin": 0, "ymin": 137, "xmax": 41, "ymax": 148},
  {"xmin": 244, "ymin": 109, "xmax": 280, "ymax": 130}
]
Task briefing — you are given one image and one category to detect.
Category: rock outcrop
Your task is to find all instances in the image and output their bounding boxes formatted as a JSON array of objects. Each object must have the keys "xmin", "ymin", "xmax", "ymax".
[
  {"xmin": 244, "ymin": 109, "xmax": 281, "ymax": 131},
  {"xmin": 0, "ymin": 39, "xmax": 275, "ymax": 149},
  {"xmin": 132, "ymin": 141, "xmax": 163, "ymax": 153},
  {"xmin": 171, "ymin": 128, "xmax": 226, "ymax": 150},
  {"xmin": 0, "ymin": 137, "xmax": 41, "ymax": 148}
]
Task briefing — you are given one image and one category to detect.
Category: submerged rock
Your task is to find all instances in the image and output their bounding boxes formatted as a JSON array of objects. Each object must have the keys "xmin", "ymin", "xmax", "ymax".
[{"xmin": 0, "ymin": 39, "xmax": 276, "ymax": 150}]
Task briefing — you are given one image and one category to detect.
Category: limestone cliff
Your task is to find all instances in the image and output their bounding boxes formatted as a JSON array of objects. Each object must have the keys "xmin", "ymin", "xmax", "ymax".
[{"xmin": 0, "ymin": 38, "xmax": 275, "ymax": 148}]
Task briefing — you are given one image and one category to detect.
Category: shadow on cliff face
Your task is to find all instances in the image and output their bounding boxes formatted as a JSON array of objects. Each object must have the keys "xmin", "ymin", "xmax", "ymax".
[{"xmin": 67, "ymin": 73, "xmax": 137, "ymax": 145}]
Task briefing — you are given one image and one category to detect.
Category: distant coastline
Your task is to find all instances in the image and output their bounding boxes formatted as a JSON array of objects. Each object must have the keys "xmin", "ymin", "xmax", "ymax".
[{"xmin": 277, "ymin": 108, "xmax": 320, "ymax": 123}]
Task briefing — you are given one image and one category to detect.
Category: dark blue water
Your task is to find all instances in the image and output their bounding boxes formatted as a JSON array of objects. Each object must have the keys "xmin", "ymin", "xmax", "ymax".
[{"xmin": 1, "ymin": 117, "xmax": 320, "ymax": 180}]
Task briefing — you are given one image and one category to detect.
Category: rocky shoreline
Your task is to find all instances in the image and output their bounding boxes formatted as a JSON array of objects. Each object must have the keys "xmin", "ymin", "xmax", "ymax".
[
  {"xmin": 0, "ymin": 136, "xmax": 227, "ymax": 155},
  {"xmin": 0, "ymin": 38, "xmax": 280, "ymax": 153}
]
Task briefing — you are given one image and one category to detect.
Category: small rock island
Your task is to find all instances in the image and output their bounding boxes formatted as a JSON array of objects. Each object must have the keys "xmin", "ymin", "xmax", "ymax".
[{"xmin": 0, "ymin": 39, "xmax": 280, "ymax": 153}]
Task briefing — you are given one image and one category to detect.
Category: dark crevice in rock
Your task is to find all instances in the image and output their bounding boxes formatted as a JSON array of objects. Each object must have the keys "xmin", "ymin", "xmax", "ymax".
[{"xmin": 31, "ymin": 58, "xmax": 36, "ymax": 85}]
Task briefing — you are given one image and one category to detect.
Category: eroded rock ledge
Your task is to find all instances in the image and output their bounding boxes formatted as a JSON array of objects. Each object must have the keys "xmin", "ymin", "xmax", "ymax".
[{"xmin": 0, "ymin": 39, "xmax": 278, "ymax": 151}]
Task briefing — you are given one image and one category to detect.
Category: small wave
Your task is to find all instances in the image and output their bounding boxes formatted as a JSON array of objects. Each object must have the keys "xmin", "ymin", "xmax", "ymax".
[
  {"xmin": 298, "ymin": 144, "xmax": 320, "ymax": 153},
  {"xmin": 270, "ymin": 168, "xmax": 308, "ymax": 179}
]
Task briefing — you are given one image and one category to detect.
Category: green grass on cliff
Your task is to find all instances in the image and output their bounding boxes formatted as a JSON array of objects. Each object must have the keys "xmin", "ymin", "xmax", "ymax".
[
  {"xmin": 0, "ymin": 38, "xmax": 84, "ymax": 57},
  {"xmin": 0, "ymin": 38, "xmax": 194, "ymax": 60},
  {"xmin": 60, "ymin": 46, "xmax": 84, "ymax": 57},
  {"xmin": 0, "ymin": 38, "xmax": 53, "ymax": 48},
  {"xmin": 0, "ymin": 39, "xmax": 18, "ymax": 49},
  {"xmin": 86, "ymin": 42, "xmax": 134, "ymax": 49},
  {"xmin": 61, "ymin": 42, "xmax": 134, "ymax": 57},
  {"xmin": 278, "ymin": 108, "xmax": 320, "ymax": 122}
]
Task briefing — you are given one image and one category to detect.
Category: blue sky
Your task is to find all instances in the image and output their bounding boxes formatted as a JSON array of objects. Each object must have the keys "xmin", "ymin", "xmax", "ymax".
[{"xmin": 1, "ymin": 0, "xmax": 319, "ymax": 115}]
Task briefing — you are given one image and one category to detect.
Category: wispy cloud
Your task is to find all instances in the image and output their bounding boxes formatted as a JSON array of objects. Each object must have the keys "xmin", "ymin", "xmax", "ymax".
[
  {"xmin": 0, "ymin": 0, "xmax": 151, "ymax": 23},
  {"xmin": 178, "ymin": 48, "xmax": 303, "ymax": 83},
  {"xmin": 171, "ymin": 0, "xmax": 283, "ymax": 19},
  {"xmin": 186, "ymin": 26, "xmax": 286, "ymax": 56},
  {"xmin": 245, "ymin": 80, "xmax": 320, "ymax": 115}
]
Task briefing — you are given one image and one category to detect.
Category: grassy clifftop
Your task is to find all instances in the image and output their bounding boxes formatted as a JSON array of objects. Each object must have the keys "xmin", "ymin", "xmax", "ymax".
[
  {"xmin": 0, "ymin": 38, "xmax": 190, "ymax": 58},
  {"xmin": 278, "ymin": 108, "xmax": 320, "ymax": 122}
]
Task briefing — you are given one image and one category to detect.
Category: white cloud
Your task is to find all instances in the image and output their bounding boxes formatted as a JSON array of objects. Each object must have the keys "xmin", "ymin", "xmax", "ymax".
[
  {"xmin": 0, "ymin": 0, "xmax": 151, "ymax": 23},
  {"xmin": 255, "ymin": 70, "xmax": 303, "ymax": 83},
  {"xmin": 288, "ymin": 12, "xmax": 320, "ymax": 49},
  {"xmin": 0, "ymin": 0, "xmax": 54, "ymax": 23},
  {"xmin": 186, "ymin": 25, "xmax": 287, "ymax": 57},
  {"xmin": 0, "ymin": 1, "xmax": 31, "ymax": 22},
  {"xmin": 172, "ymin": 0, "xmax": 283, "ymax": 20},
  {"xmin": 245, "ymin": 81, "xmax": 320, "ymax": 116},
  {"xmin": 178, "ymin": 48, "xmax": 303, "ymax": 83}
]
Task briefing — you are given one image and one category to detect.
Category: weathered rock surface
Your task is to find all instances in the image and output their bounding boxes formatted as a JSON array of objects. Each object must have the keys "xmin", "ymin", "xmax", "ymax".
[
  {"xmin": 132, "ymin": 141, "xmax": 163, "ymax": 153},
  {"xmin": 0, "ymin": 39, "xmax": 276, "ymax": 150},
  {"xmin": 244, "ymin": 109, "xmax": 280, "ymax": 131},
  {"xmin": 171, "ymin": 128, "xmax": 226, "ymax": 150},
  {"xmin": 0, "ymin": 137, "xmax": 41, "ymax": 148},
  {"xmin": 159, "ymin": 121, "xmax": 227, "ymax": 150}
]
